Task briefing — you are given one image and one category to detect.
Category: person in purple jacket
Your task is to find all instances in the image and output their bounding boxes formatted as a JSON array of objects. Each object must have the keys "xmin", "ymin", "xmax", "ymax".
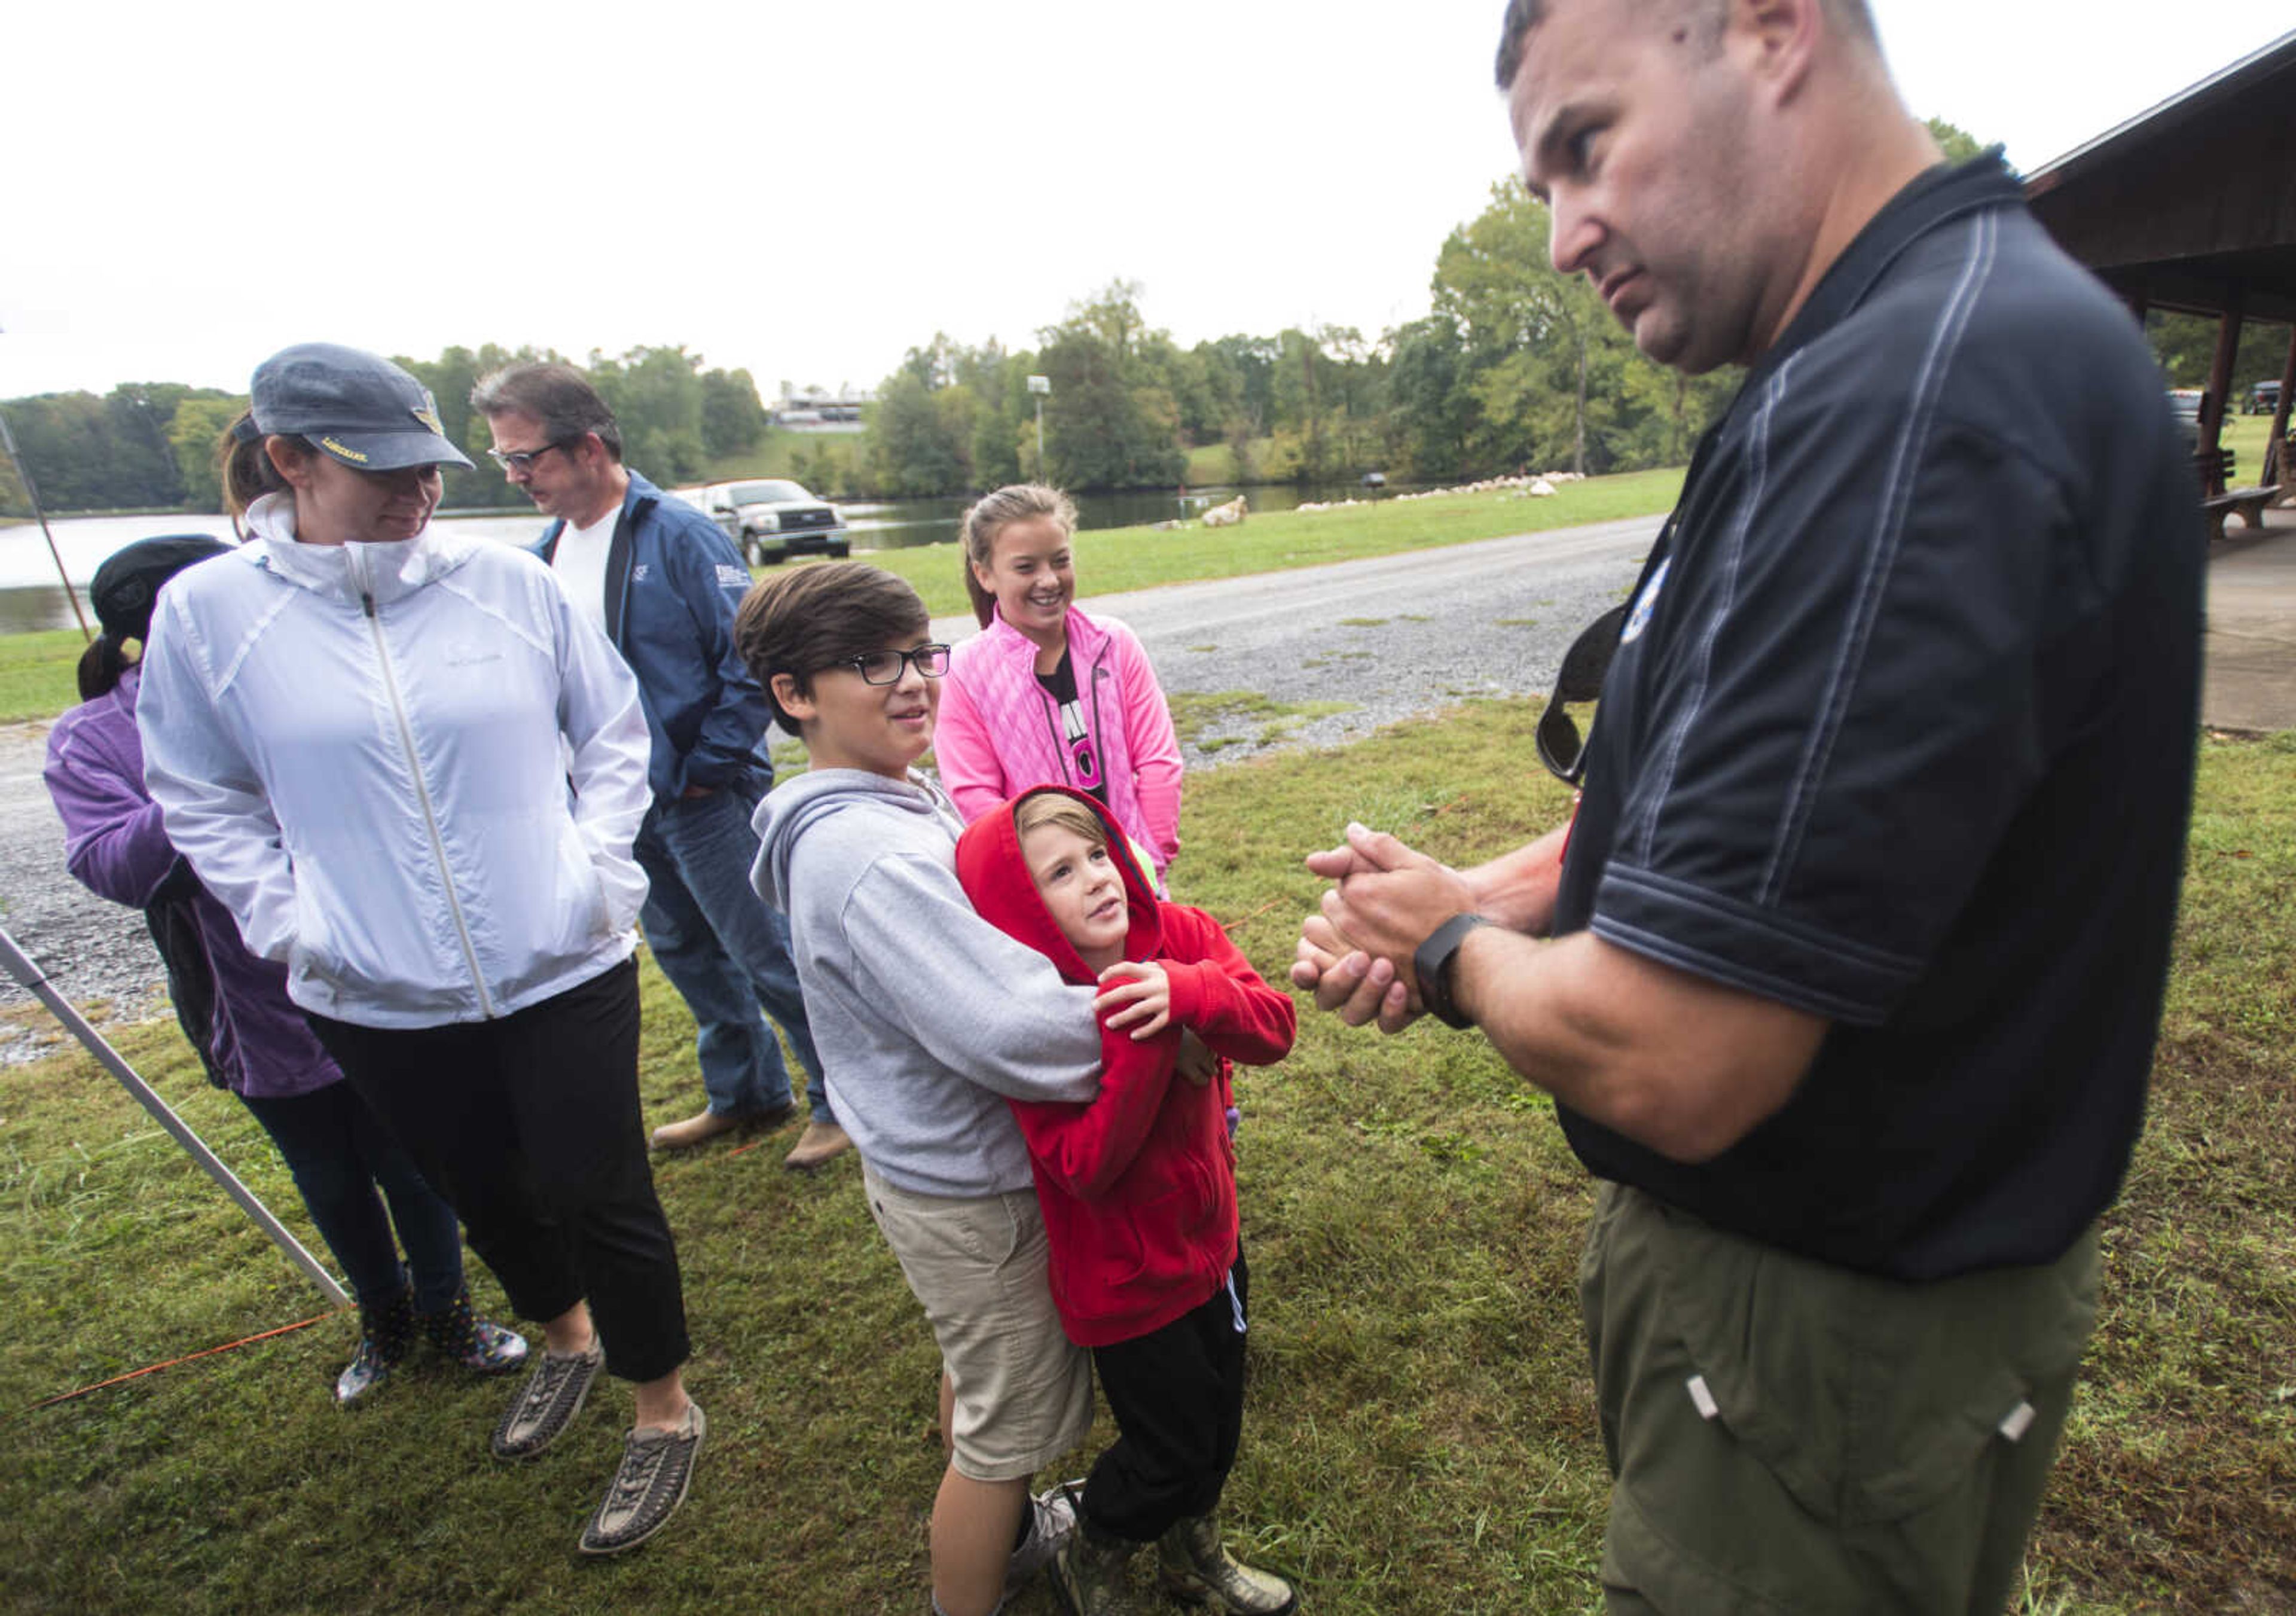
[{"xmin": 43, "ymin": 534, "xmax": 527, "ymax": 1405}]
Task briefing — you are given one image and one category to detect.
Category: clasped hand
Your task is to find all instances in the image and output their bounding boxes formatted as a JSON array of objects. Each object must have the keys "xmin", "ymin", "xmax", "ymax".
[{"xmin": 1290, "ymin": 822, "xmax": 1474, "ymax": 1035}]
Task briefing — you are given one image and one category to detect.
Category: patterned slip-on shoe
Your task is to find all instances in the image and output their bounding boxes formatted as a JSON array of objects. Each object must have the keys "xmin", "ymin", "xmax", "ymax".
[
  {"xmin": 490, "ymin": 1339, "xmax": 604, "ymax": 1461},
  {"xmin": 578, "ymin": 1402, "xmax": 706, "ymax": 1556}
]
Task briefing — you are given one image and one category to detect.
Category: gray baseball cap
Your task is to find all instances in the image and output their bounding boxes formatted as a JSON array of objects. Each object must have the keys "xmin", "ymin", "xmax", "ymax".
[{"xmin": 246, "ymin": 343, "xmax": 475, "ymax": 472}]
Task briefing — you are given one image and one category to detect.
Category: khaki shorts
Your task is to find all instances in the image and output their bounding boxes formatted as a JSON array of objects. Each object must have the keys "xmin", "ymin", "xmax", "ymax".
[
  {"xmin": 1580, "ymin": 1181, "xmax": 2100, "ymax": 1615},
  {"xmin": 862, "ymin": 1162, "xmax": 1093, "ymax": 1483}
]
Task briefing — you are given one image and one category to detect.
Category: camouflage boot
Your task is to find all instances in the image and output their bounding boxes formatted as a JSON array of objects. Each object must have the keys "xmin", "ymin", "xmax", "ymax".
[
  {"xmin": 1155, "ymin": 1514, "xmax": 1297, "ymax": 1614},
  {"xmin": 1048, "ymin": 1504, "xmax": 1140, "ymax": 1615}
]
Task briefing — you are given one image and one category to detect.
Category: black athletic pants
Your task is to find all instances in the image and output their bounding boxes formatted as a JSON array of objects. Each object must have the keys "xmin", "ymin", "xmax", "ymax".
[
  {"xmin": 1082, "ymin": 1246, "xmax": 1251, "ymax": 1544},
  {"xmin": 306, "ymin": 957, "xmax": 691, "ymax": 1384}
]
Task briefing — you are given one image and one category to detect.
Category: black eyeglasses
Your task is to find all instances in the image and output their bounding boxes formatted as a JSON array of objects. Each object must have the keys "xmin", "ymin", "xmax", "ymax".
[
  {"xmin": 1535, "ymin": 602, "xmax": 1628, "ymax": 784},
  {"xmin": 486, "ymin": 436, "xmax": 582, "ymax": 473},
  {"xmin": 837, "ymin": 644, "xmax": 951, "ymax": 685}
]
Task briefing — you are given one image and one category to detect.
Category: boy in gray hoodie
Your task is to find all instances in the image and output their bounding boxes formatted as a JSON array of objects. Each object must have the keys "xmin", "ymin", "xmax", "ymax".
[{"xmin": 738, "ymin": 562, "xmax": 1102, "ymax": 1616}]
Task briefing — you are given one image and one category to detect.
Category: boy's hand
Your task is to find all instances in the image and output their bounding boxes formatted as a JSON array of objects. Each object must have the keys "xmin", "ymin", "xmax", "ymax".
[{"xmin": 1095, "ymin": 961, "xmax": 1173, "ymax": 1041}]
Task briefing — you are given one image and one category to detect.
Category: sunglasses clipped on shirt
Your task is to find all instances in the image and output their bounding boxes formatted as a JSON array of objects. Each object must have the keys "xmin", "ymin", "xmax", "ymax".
[
  {"xmin": 1534, "ymin": 602, "xmax": 1628, "ymax": 785},
  {"xmin": 836, "ymin": 644, "xmax": 951, "ymax": 685}
]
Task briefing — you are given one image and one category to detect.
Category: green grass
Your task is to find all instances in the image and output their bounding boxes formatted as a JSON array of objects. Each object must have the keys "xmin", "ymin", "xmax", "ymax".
[
  {"xmin": 2, "ymin": 708, "xmax": 2289, "ymax": 1612},
  {"xmin": 0, "ymin": 627, "xmax": 86, "ymax": 724},
  {"xmin": 1167, "ymin": 691, "xmax": 1355, "ymax": 751},
  {"xmin": 1186, "ymin": 443, "xmax": 1242, "ymax": 486},
  {"xmin": 2220, "ymin": 408, "xmax": 2277, "ymax": 475},
  {"xmin": 871, "ymin": 468, "xmax": 1686, "ymax": 621}
]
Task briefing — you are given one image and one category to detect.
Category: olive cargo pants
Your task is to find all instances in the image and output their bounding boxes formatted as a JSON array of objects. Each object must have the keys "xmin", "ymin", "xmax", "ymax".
[{"xmin": 1580, "ymin": 1182, "xmax": 2100, "ymax": 1615}]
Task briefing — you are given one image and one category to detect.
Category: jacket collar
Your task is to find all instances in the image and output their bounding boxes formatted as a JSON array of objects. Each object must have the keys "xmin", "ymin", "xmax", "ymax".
[
  {"xmin": 240, "ymin": 490, "xmax": 473, "ymax": 606},
  {"xmin": 1742, "ymin": 150, "xmax": 2024, "ymax": 399},
  {"xmin": 985, "ymin": 602, "xmax": 1103, "ymax": 665},
  {"xmin": 539, "ymin": 469, "xmax": 660, "ymax": 645}
]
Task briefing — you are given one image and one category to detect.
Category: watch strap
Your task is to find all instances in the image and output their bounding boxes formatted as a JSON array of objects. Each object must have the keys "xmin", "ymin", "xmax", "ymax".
[{"xmin": 1413, "ymin": 913, "xmax": 1490, "ymax": 1029}]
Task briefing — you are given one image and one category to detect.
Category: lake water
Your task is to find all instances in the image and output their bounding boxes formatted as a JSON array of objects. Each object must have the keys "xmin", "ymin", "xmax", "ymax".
[{"xmin": 0, "ymin": 480, "xmax": 1421, "ymax": 633}]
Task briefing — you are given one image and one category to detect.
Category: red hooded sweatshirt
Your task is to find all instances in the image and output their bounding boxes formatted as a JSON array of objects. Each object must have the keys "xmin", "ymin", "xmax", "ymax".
[{"xmin": 954, "ymin": 788, "xmax": 1296, "ymax": 1347}]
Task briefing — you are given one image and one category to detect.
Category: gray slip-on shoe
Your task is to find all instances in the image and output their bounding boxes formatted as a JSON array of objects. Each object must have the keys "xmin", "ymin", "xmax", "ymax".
[
  {"xmin": 490, "ymin": 1339, "xmax": 604, "ymax": 1461},
  {"xmin": 579, "ymin": 1401, "xmax": 706, "ymax": 1556}
]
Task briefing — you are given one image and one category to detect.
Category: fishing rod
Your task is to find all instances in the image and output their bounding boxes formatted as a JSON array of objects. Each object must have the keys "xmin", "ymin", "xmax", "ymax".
[{"xmin": 0, "ymin": 328, "xmax": 94, "ymax": 641}]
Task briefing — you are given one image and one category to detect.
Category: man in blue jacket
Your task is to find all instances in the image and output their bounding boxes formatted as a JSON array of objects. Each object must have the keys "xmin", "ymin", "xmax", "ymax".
[{"xmin": 475, "ymin": 363, "xmax": 848, "ymax": 1169}]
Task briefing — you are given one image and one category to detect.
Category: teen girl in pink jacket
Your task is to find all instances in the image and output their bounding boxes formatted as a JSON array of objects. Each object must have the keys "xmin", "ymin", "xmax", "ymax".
[{"xmin": 940, "ymin": 484, "xmax": 1184, "ymax": 875}]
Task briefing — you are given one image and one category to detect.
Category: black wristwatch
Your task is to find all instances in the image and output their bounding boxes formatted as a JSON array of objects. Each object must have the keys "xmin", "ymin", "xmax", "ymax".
[{"xmin": 1413, "ymin": 913, "xmax": 1490, "ymax": 1029}]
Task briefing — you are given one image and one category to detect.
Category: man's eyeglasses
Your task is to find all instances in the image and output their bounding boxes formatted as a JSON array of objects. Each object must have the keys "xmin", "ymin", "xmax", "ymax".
[
  {"xmin": 1535, "ymin": 602, "xmax": 1628, "ymax": 785},
  {"xmin": 486, "ymin": 436, "xmax": 582, "ymax": 473},
  {"xmin": 838, "ymin": 644, "xmax": 951, "ymax": 685}
]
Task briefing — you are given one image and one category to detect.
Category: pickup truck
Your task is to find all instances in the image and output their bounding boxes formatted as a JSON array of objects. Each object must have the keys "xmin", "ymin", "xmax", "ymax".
[{"xmin": 691, "ymin": 479, "xmax": 851, "ymax": 565}]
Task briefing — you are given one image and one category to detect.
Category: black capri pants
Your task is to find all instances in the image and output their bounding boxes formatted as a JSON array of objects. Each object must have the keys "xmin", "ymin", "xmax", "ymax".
[{"xmin": 307, "ymin": 956, "xmax": 691, "ymax": 1384}]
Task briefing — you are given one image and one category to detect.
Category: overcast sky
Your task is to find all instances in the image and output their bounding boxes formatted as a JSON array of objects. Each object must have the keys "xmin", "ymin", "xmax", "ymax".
[{"xmin": 4, "ymin": 2, "xmax": 2286, "ymax": 404}]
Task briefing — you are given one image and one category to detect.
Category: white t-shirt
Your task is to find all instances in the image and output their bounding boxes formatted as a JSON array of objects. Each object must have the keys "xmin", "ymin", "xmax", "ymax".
[{"xmin": 551, "ymin": 508, "xmax": 618, "ymax": 634}]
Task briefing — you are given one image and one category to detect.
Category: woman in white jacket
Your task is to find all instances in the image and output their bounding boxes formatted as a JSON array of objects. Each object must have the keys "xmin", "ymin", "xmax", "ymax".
[{"xmin": 137, "ymin": 344, "xmax": 703, "ymax": 1557}]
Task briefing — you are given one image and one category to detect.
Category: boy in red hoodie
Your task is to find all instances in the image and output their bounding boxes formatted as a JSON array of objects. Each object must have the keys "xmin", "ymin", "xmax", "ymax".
[{"xmin": 954, "ymin": 786, "xmax": 1298, "ymax": 1616}]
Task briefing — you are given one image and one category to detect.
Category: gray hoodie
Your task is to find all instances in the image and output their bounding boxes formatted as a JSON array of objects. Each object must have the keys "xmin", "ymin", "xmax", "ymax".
[{"xmin": 752, "ymin": 767, "xmax": 1101, "ymax": 1197}]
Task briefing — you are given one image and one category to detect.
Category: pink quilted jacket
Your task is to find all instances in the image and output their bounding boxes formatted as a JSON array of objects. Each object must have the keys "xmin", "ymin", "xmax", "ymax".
[{"xmin": 936, "ymin": 606, "xmax": 1183, "ymax": 873}]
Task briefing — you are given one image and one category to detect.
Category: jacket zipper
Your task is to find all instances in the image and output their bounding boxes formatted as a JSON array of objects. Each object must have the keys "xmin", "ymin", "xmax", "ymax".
[
  {"xmin": 358, "ymin": 578, "xmax": 497, "ymax": 1019},
  {"xmin": 1035, "ymin": 682, "xmax": 1070, "ymax": 780},
  {"xmin": 1033, "ymin": 638, "xmax": 1111, "ymax": 788}
]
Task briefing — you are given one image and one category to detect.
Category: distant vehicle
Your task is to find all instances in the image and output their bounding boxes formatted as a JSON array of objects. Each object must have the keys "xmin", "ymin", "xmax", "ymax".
[
  {"xmin": 2246, "ymin": 380, "xmax": 2282, "ymax": 416},
  {"xmin": 1360, "ymin": 471, "xmax": 1387, "ymax": 489},
  {"xmin": 2166, "ymin": 388, "xmax": 2204, "ymax": 450},
  {"xmin": 692, "ymin": 479, "xmax": 850, "ymax": 566}
]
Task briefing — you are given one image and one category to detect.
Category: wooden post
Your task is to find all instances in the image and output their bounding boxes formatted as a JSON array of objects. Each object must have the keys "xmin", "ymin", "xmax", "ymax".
[
  {"xmin": 2267, "ymin": 326, "xmax": 2295, "ymax": 490},
  {"xmin": 2201, "ymin": 287, "xmax": 2245, "ymax": 496}
]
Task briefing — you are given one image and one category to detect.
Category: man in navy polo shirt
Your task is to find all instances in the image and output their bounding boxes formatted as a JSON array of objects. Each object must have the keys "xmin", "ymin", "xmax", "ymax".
[{"xmin": 1296, "ymin": 0, "xmax": 2202, "ymax": 1608}]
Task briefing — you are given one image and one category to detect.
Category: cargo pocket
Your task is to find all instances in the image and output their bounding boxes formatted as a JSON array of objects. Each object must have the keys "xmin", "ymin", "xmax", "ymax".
[{"xmin": 1655, "ymin": 1210, "xmax": 2093, "ymax": 1529}]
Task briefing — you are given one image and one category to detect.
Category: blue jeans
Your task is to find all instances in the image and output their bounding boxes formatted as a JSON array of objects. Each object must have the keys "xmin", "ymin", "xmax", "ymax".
[
  {"xmin": 633, "ymin": 776, "xmax": 829, "ymax": 1121},
  {"xmin": 237, "ymin": 1080, "xmax": 466, "ymax": 1312}
]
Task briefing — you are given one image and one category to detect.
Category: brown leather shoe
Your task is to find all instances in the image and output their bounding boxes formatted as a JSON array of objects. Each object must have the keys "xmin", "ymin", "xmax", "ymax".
[
  {"xmin": 782, "ymin": 1119, "xmax": 854, "ymax": 1172},
  {"xmin": 649, "ymin": 1103, "xmax": 790, "ymax": 1152}
]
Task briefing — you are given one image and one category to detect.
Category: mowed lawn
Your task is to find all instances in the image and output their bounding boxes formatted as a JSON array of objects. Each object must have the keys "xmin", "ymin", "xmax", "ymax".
[{"xmin": 1, "ymin": 704, "xmax": 2289, "ymax": 1614}]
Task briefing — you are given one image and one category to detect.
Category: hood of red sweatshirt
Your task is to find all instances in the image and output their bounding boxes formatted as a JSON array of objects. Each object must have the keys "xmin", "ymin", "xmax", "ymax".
[{"xmin": 955, "ymin": 786, "xmax": 1164, "ymax": 985}]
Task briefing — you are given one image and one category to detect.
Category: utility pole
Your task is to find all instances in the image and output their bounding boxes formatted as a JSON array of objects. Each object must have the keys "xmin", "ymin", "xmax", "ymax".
[{"xmin": 1027, "ymin": 374, "xmax": 1050, "ymax": 478}]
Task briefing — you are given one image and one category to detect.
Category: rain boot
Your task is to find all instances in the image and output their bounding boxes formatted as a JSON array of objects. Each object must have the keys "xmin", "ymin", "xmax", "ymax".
[
  {"xmin": 335, "ymin": 1288, "xmax": 417, "ymax": 1405},
  {"xmin": 417, "ymin": 1286, "xmax": 529, "ymax": 1376},
  {"xmin": 1155, "ymin": 1513, "xmax": 1297, "ymax": 1614}
]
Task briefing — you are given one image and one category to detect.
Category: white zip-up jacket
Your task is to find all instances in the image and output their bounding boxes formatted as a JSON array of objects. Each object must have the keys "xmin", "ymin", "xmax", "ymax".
[{"xmin": 138, "ymin": 493, "xmax": 653, "ymax": 1029}]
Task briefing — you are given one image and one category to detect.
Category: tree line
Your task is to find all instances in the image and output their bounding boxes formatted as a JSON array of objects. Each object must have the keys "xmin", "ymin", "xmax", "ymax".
[
  {"xmin": 15, "ymin": 120, "xmax": 2279, "ymax": 518},
  {"xmin": 0, "ymin": 347, "xmax": 771, "ymax": 518}
]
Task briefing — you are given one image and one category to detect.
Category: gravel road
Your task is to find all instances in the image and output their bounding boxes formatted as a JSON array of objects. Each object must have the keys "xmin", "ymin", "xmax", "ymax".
[{"xmin": 0, "ymin": 511, "xmax": 1661, "ymax": 1060}]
